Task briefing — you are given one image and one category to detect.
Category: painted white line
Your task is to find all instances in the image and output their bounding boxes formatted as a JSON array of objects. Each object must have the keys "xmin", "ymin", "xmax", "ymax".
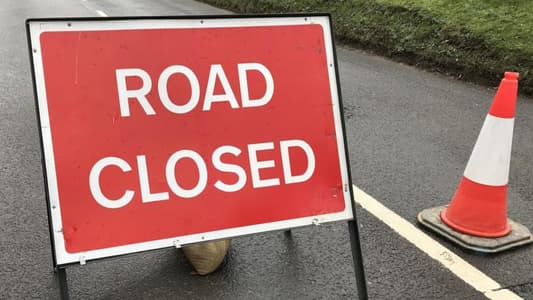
[
  {"xmin": 352, "ymin": 185, "xmax": 522, "ymax": 300},
  {"xmin": 95, "ymin": 10, "xmax": 108, "ymax": 17}
]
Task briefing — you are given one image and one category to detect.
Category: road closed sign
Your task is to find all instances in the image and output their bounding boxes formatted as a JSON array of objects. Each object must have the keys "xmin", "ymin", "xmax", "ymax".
[{"xmin": 27, "ymin": 15, "xmax": 354, "ymax": 265}]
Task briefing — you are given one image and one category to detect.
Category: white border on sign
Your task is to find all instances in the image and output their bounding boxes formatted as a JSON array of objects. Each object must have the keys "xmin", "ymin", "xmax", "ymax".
[{"xmin": 28, "ymin": 16, "xmax": 353, "ymax": 266}]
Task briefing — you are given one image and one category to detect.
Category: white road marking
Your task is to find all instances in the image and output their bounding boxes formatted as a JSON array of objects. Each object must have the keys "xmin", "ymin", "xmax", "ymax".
[
  {"xmin": 352, "ymin": 185, "xmax": 522, "ymax": 300},
  {"xmin": 95, "ymin": 10, "xmax": 108, "ymax": 17}
]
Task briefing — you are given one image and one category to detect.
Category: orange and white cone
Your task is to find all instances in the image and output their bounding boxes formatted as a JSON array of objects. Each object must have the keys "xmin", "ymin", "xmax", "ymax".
[{"xmin": 418, "ymin": 72, "xmax": 532, "ymax": 253}]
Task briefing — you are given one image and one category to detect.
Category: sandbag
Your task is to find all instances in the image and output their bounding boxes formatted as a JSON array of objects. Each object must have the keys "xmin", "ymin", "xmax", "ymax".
[{"xmin": 182, "ymin": 239, "xmax": 231, "ymax": 275}]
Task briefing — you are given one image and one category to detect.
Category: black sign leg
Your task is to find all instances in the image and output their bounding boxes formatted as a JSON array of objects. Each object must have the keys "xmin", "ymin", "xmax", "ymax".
[
  {"xmin": 348, "ymin": 220, "xmax": 368, "ymax": 300},
  {"xmin": 56, "ymin": 267, "xmax": 70, "ymax": 300}
]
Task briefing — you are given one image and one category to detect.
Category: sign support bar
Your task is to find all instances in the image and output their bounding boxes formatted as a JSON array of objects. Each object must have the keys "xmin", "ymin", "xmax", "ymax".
[
  {"xmin": 56, "ymin": 266, "xmax": 70, "ymax": 300},
  {"xmin": 349, "ymin": 220, "xmax": 368, "ymax": 299}
]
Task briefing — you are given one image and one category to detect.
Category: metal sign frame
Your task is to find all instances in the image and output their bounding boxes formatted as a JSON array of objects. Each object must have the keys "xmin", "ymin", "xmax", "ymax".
[{"xmin": 26, "ymin": 14, "xmax": 367, "ymax": 299}]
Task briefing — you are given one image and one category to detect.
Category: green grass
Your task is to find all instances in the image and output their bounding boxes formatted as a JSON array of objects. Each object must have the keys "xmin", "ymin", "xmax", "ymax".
[{"xmin": 199, "ymin": 0, "xmax": 533, "ymax": 96}]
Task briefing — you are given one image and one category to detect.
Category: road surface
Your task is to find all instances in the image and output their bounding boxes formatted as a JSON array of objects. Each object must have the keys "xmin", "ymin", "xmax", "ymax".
[{"xmin": 1, "ymin": 0, "xmax": 532, "ymax": 299}]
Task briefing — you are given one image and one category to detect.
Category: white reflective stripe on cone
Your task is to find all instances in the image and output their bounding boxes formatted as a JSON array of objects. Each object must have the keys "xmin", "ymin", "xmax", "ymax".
[{"xmin": 463, "ymin": 114, "xmax": 514, "ymax": 186}]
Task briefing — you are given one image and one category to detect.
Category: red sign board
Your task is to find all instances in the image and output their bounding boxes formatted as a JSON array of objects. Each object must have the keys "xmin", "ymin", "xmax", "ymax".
[{"xmin": 28, "ymin": 16, "xmax": 353, "ymax": 265}]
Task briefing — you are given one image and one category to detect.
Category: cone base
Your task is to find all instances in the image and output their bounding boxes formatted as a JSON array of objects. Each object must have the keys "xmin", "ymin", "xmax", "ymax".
[
  {"xmin": 441, "ymin": 208, "xmax": 511, "ymax": 238},
  {"xmin": 418, "ymin": 206, "xmax": 532, "ymax": 254}
]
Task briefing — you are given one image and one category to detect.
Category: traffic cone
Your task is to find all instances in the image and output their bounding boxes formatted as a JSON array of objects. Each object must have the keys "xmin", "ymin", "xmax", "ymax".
[{"xmin": 418, "ymin": 72, "xmax": 532, "ymax": 253}]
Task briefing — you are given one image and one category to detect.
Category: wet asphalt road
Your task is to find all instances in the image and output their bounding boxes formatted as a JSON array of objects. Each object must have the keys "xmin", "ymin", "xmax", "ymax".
[{"xmin": 1, "ymin": 0, "xmax": 532, "ymax": 299}]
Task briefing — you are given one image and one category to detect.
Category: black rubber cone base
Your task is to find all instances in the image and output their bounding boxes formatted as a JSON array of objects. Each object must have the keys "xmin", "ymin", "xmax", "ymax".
[{"xmin": 418, "ymin": 206, "xmax": 533, "ymax": 254}]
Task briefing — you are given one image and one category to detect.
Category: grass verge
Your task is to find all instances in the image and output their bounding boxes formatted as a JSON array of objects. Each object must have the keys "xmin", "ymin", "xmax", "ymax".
[{"xmin": 199, "ymin": 0, "xmax": 533, "ymax": 96}]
